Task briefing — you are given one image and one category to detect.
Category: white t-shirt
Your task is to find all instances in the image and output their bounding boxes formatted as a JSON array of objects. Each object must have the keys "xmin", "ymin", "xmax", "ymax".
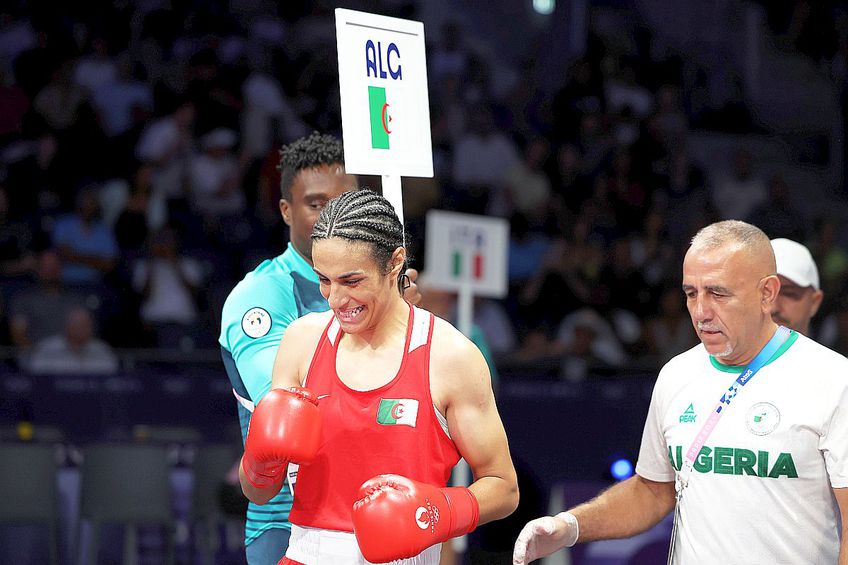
[
  {"xmin": 636, "ymin": 332, "xmax": 848, "ymax": 564},
  {"xmin": 132, "ymin": 258, "xmax": 203, "ymax": 324}
]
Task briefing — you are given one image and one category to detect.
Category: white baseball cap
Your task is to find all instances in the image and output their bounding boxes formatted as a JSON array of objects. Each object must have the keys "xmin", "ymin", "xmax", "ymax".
[{"xmin": 771, "ymin": 238, "xmax": 820, "ymax": 290}]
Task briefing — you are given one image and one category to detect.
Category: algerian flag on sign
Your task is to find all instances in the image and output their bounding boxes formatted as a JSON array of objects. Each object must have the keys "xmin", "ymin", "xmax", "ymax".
[
  {"xmin": 377, "ymin": 398, "xmax": 419, "ymax": 427},
  {"xmin": 368, "ymin": 85, "xmax": 391, "ymax": 149}
]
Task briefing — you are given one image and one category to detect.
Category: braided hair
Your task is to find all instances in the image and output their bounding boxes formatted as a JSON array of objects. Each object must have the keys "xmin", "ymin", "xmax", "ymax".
[
  {"xmin": 277, "ymin": 132, "xmax": 345, "ymax": 199},
  {"xmin": 312, "ymin": 189, "xmax": 409, "ymax": 293}
]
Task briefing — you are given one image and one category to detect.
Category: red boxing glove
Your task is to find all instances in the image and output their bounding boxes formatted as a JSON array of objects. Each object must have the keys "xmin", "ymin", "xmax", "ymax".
[
  {"xmin": 352, "ymin": 474, "xmax": 479, "ymax": 563},
  {"xmin": 241, "ymin": 387, "xmax": 321, "ymax": 490}
]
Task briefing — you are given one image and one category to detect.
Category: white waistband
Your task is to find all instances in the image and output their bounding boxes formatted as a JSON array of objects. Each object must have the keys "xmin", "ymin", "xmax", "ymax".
[{"xmin": 286, "ymin": 524, "xmax": 442, "ymax": 565}]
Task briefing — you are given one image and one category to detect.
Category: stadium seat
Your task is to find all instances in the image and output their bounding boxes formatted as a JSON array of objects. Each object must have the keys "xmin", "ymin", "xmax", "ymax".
[
  {"xmin": 0, "ymin": 443, "xmax": 60, "ymax": 565},
  {"xmin": 78, "ymin": 443, "xmax": 175, "ymax": 564},
  {"xmin": 191, "ymin": 444, "xmax": 242, "ymax": 564}
]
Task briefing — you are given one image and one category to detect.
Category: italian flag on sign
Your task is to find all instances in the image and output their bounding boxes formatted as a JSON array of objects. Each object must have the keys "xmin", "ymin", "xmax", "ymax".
[{"xmin": 377, "ymin": 398, "xmax": 419, "ymax": 427}]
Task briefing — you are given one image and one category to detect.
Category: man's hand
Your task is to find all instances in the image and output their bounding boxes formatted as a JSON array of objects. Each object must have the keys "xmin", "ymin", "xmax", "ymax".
[{"xmin": 513, "ymin": 512, "xmax": 578, "ymax": 565}]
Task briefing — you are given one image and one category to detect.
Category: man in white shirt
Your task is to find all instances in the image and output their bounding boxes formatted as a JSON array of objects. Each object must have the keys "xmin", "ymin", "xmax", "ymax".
[
  {"xmin": 28, "ymin": 307, "xmax": 118, "ymax": 375},
  {"xmin": 513, "ymin": 220, "xmax": 848, "ymax": 565}
]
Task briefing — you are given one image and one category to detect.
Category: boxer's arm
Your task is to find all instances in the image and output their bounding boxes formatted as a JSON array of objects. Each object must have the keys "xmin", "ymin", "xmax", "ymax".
[
  {"xmin": 436, "ymin": 324, "xmax": 519, "ymax": 524},
  {"xmin": 570, "ymin": 474, "xmax": 675, "ymax": 541},
  {"xmin": 835, "ymin": 488, "xmax": 847, "ymax": 565},
  {"xmin": 239, "ymin": 314, "xmax": 326, "ymax": 503}
]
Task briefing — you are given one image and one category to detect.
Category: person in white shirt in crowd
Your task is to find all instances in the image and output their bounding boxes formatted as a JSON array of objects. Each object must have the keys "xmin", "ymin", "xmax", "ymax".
[
  {"xmin": 710, "ymin": 148, "xmax": 767, "ymax": 222},
  {"xmin": 91, "ymin": 55, "xmax": 153, "ymax": 138},
  {"xmin": 189, "ymin": 127, "xmax": 245, "ymax": 222},
  {"xmin": 132, "ymin": 226, "xmax": 203, "ymax": 346},
  {"xmin": 28, "ymin": 306, "xmax": 118, "ymax": 375},
  {"xmin": 135, "ymin": 98, "xmax": 196, "ymax": 203}
]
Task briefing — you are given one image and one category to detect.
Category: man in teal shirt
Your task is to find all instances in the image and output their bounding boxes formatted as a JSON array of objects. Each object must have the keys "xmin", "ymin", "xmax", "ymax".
[
  {"xmin": 220, "ymin": 133, "xmax": 419, "ymax": 563},
  {"xmin": 220, "ymin": 133, "xmax": 356, "ymax": 563}
]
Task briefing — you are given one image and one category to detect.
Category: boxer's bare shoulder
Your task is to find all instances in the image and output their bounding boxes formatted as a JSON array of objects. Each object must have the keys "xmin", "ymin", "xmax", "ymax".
[{"xmin": 272, "ymin": 310, "xmax": 335, "ymax": 388}]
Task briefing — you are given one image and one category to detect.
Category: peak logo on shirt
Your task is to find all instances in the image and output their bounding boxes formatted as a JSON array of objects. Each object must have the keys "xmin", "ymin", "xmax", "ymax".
[
  {"xmin": 668, "ymin": 445, "xmax": 798, "ymax": 479},
  {"xmin": 679, "ymin": 403, "xmax": 697, "ymax": 423},
  {"xmin": 377, "ymin": 398, "xmax": 419, "ymax": 427}
]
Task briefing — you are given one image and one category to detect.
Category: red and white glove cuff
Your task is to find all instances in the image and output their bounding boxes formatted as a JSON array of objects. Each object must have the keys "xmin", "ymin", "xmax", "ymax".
[
  {"xmin": 241, "ymin": 455, "xmax": 285, "ymax": 490},
  {"xmin": 443, "ymin": 486, "xmax": 480, "ymax": 538}
]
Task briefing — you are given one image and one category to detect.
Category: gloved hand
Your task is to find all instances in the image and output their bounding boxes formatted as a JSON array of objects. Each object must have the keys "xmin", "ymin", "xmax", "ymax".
[
  {"xmin": 241, "ymin": 387, "xmax": 321, "ymax": 490},
  {"xmin": 352, "ymin": 474, "xmax": 479, "ymax": 563},
  {"xmin": 512, "ymin": 512, "xmax": 579, "ymax": 565}
]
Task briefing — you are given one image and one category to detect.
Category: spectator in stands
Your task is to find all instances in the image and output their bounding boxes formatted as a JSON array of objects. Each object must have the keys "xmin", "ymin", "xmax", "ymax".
[
  {"xmin": 3, "ymin": 133, "xmax": 62, "ymax": 219},
  {"xmin": 0, "ymin": 292, "xmax": 12, "ymax": 348},
  {"xmin": 499, "ymin": 137, "xmax": 553, "ymax": 223},
  {"xmin": 135, "ymin": 98, "xmax": 196, "ymax": 204},
  {"xmin": 596, "ymin": 239, "xmax": 653, "ymax": 318},
  {"xmin": 604, "ymin": 62, "xmax": 653, "ymax": 119},
  {"xmin": 189, "ymin": 127, "xmax": 245, "ymax": 224},
  {"xmin": 132, "ymin": 226, "xmax": 203, "ymax": 347},
  {"xmin": 651, "ymin": 84, "xmax": 688, "ymax": 151},
  {"xmin": 72, "ymin": 35, "xmax": 118, "ymax": 95},
  {"xmin": 430, "ymin": 21, "xmax": 469, "ymax": 88},
  {"xmin": 91, "ymin": 55, "xmax": 153, "ymax": 138},
  {"xmin": 10, "ymin": 249, "xmax": 84, "ymax": 348},
  {"xmin": 819, "ymin": 300, "xmax": 848, "ymax": 357},
  {"xmin": 810, "ymin": 217, "xmax": 848, "ymax": 300},
  {"xmin": 710, "ymin": 148, "xmax": 767, "ymax": 221},
  {"xmin": 552, "ymin": 143, "xmax": 591, "ymax": 213},
  {"xmin": 33, "ymin": 60, "xmax": 86, "ymax": 131},
  {"xmin": 746, "ymin": 174, "xmax": 806, "ymax": 241},
  {"xmin": 659, "ymin": 149, "xmax": 713, "ymax": 247},
  {"xmin": 641, "ymin": 284, "xmax": 698, "ymax": 362},
  {"xmin": 606, "ymin": 148, "xmax": 651, "ymax": 234},
  {"xmin": 508, "ymin": 212, "xmax": 551, "ymax": 285},
  {"xmin": 629, "ymin": 208, "xmax": 676, "ymax": 288},
  {"xmin": 0, "ymin": 184, "xmax": 35, "ymax": 278},
  {"xmin": 552, "ymin": 58, "xmax": 606, "ymax": 141},
  {"xmin": 554, "ymin": 307, "xmax": 627, "ymax": 381},
  {"xmin": 27, "ymin": 306, "xmax": 118, "ymax": 374},
  {"xmin": 576, "ymin": 113, "xmax": 614, "ymax": 176},
  {"xmin": 451, "ymin": 103, "xmax": 518, "ymax": 213},
  {"xmin": 52, "ymin": 185, "xmax": 118, "ymax": 285},
  {"xmin": 114, "ymin": 164, "xmax": 157, "ymax": 259},
  {"xmin": 474, "ymin": 296, "xmax": 518, "ymax": 357}
]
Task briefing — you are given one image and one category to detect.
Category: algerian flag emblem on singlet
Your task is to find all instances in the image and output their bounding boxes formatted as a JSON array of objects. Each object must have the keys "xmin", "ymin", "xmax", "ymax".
[{"xmin": 377, "ymin": 398, "xmax": 419, "ymax": 427}]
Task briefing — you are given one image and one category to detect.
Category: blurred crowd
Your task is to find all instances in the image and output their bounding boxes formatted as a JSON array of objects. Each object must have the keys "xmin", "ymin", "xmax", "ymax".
[{"xmin": 1, "ymin": 0, "xmax": 848, "ymax": 379}]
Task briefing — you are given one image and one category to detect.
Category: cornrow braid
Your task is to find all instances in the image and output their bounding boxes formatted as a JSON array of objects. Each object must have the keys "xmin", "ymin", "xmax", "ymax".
[
  {"xmin": 312, "ymin": 189, "xmax": 408, "ymax": 293},
  {"xmin": 277, "ymin": 132, "xmax": 345, "ymax": 199}
]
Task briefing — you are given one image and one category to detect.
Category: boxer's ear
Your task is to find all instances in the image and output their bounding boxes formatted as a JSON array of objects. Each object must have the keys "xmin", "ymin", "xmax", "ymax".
[{"xmin": 388, "ymin": 247, "xmax": 406, "ymax": 278}]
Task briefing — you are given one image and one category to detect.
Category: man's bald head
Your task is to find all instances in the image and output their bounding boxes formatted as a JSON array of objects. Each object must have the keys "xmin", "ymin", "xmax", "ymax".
[{"xmin": 689, "ymin": 220, "xmax": 776, "ymax": 279}]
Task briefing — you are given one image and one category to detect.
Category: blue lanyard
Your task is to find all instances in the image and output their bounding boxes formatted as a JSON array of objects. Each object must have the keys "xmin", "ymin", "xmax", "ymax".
[
  {"xmin": 680, "ymin": 324, "xmax": 792, "ymax": 487},
  {"xmin": 668, "ymin": 325, "xmax": 792, "ymax": 565}
]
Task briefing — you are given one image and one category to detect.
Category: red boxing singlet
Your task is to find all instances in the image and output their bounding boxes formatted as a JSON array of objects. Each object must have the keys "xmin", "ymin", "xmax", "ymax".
[{"xmin": 289, "ymin": 306, "xmax": 462, "ymax": 532}]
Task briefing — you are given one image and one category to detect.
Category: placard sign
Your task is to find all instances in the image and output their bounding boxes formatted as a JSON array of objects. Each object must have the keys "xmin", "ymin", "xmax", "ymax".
[
  {"xmin": 425, "ymin": 210, "xmax": 509, "ymax": 298},
  {"xmin": 335, "ymin": 8, "xmax": 434, "ymax": 177}
]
